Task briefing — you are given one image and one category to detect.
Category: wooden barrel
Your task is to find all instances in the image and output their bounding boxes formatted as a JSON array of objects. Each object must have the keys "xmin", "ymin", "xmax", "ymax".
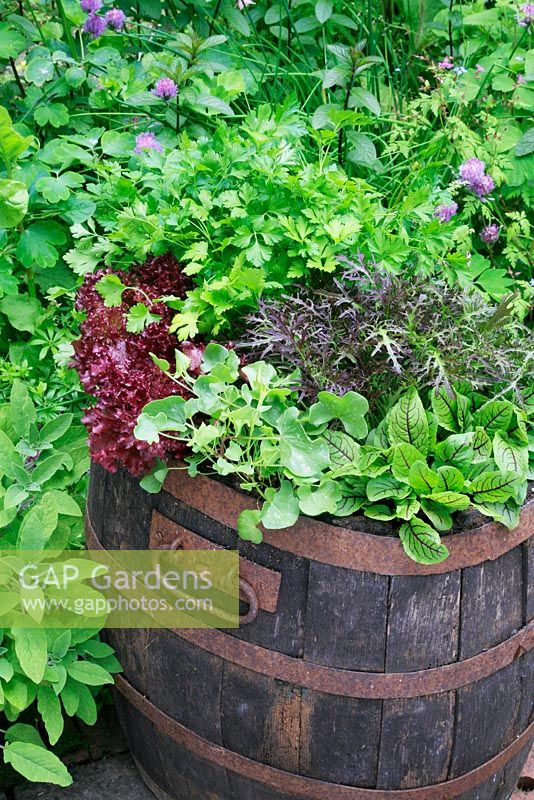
[{"xmin": 86, "ymin": 463, "xmax": 534, "ymax": 800}]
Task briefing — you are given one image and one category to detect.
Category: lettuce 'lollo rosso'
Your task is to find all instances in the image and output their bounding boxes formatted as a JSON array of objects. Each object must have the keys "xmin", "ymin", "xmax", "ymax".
[{"xmin": 73, "ymin": 253, "xmax": 204, "ymax": 475}]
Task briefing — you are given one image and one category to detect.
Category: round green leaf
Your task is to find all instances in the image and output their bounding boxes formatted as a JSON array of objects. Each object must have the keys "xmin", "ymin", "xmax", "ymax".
[
  {"xmin": 65, "ymin": 66, "xmax": 86, "ymax": 88},
  {"xmin": 237, "ymin": 509, "xmax": 263, "ymax": 543},
  {"xmin": 0, "ymin": 179, "xmax": 28, "ymax": 228},
  {"xmin": 0, "ymin": 24, "xmax": 26, "ymax": 59},
  {"xmin": 101, "ymin": 130, "xmax": 136, "ymax": 158},
  {"xmin": 262, "ymin": 481, "xmax": 300, "ymax": 528},
  {"xmin": 0, "ymin": 294, "xmax": 42, "ymax": 332},
  {"xmin": 25, "ymin": 57, "xmax": 54, "ymax": 86}
]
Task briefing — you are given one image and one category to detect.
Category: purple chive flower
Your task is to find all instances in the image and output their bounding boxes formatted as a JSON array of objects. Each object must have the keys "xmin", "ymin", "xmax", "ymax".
[
  {"xmin": 480, "ymin": 224, "xmax": 500, "ymax": 244},
  {"xmin": 80, "ymin": 0, "xmax": 102, "ymax": 11},
  {"xmin": 236, "ymin": 0, "xmax": 255, "ymax": 8},
  {"xmin": 459, "ymin": 158, "xmax": 486, "ymax": 183},
  {"xmin": 459, "ymin": 159, "xmax": 495, "ymax": 198},
  {"xmin": 83, "ymin": 13, "xmax": 107, "ymax": 36},
  {"xmin": 438, "ymin": 56, "xmax": 454, "ymax": 70},
  {"xmin": 517, "ymin": 2, "xmax": 534, "ymax": 25},
  {"xmin": 472, "ymin": 174, "xmax": 495, "ymax": 197},
  {"xmin": 153, "ymin": 77, "xmax": 178, "ymax": 100},
  {"xmin": 434, "ymin": 201, "xmax": 458, "ymax": 223},
  {"xmin": 134, "ymin": 132, "xmax": 163, "ymax": 154},
  {"xmin": 105, "ymin": 8, "xmax": 126, "ymax": 30}
]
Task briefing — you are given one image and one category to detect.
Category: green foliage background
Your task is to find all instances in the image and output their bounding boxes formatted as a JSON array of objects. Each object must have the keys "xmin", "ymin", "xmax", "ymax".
[{"xmin": 0, "ymin": 0, "xmax": 532, "ymax": 786}]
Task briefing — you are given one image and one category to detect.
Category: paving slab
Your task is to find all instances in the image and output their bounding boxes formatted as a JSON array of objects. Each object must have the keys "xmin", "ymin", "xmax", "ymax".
[
  {"xmin": 10, "ymin": 744, "xmax": 534, "ymax": 800},
  {"xmin": 13, "ymin": 754, "xmax": 154, "ymax": 800}
]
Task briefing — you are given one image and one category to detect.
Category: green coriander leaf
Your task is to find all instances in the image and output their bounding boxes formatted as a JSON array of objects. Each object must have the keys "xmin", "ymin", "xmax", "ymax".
[
  {"xmin": 125, "ymin": 303, "xmax": 161, "ymax": 333},
  {"xmin": 95, "ymin": 274, "xmax": 127, "ymax": 307}
]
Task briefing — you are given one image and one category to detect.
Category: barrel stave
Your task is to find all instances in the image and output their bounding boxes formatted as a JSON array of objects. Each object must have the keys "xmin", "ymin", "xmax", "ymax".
[
  {"xmin": 385, "ymin": 572, "xmax": 461, "ymax": 671},
  {"xmin": 459, "ymin": 549, "xmax": 525, "ymax": 659},
  {"xmin": 148, "ymin": 629, "xmax": 225, "ymax": 744},
  {"xmin": 449, "ymin": 659, "xmax": 533, "ymax": 779},
  {"xmin": 303, "ymin": 563, "xmax": 388, "ymax": 671},
  {"xmin": 377, "ymin": 693, "xmax": 455, "ymax": 789},
  {"xmin": 298, "ymin": 691, "xmax": 382, "ymax": 786}
]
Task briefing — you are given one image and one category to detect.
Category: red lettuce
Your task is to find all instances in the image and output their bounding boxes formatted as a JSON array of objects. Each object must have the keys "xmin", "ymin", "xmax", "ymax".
[{"xmin": 73, "ymin": 254, "xmax": 204, "ymax": 475}]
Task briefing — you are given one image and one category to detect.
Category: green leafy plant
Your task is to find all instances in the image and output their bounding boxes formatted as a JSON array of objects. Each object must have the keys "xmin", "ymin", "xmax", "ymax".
[
  {"xmin": 0, "ymin": 107, "xmax": 31, "ymax": 230},
  {"xmin": 67, "ymin": 104, "xmax": 486, "ymax": 341},
  {"xmin": 0, "ymin": 628, "xmax": 120, "ymax": 787},
  {"xmin": 0, "ymin": 380, "xmax": 120, "ymax": 784},
  {"xmin": 0, "ymin": 380, "xmax": 87, "ymax": 550},
  {"xmin": 135, "ymin": 345, "xmax": 532, "ymax": 565},
  {"xmin": 243, "ymin": 263, "xmax": 533, "ymax": 406}
]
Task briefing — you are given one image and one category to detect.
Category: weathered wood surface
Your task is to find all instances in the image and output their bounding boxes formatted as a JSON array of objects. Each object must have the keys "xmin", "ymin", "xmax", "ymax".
[{"xmin": 88, "ymin": 465, "xmax": 534, "ymax": 800}]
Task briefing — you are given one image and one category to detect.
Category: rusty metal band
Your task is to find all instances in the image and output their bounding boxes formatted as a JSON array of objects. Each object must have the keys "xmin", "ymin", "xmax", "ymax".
[
  {"xmin": 86, "ymin": 514, "xmax": 533, "ymax": 700},
  {"xmin": 163, "ymin": 470, "xmax": 534, "ymax": 576},
  {"xmin": 173, "ymin": 624, "xmax": 533, "ymax": 700},
  {"xmin": 132, "ymin": 759, "xmax": 175, "ymax": 800},
  {"xmin": 114, "ymin": 673, "xmax": 534, "ymax": 800}
]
